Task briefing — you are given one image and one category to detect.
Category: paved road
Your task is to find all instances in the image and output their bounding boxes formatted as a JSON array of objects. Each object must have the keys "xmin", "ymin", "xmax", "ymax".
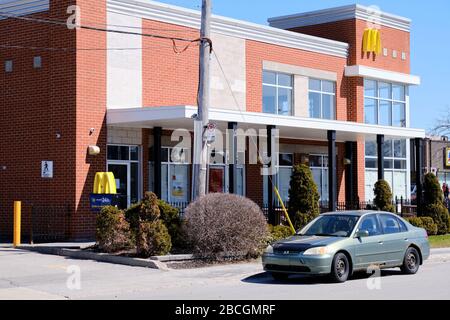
[{"xmin": 1, "ymin": 246, "xmax": 449, "ymax": 300}]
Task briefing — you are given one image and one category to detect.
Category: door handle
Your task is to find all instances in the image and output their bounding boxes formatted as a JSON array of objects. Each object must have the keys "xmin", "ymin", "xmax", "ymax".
[{"xmin": 378, "ymin": 241, "xmax": 384, "ymax": 245}]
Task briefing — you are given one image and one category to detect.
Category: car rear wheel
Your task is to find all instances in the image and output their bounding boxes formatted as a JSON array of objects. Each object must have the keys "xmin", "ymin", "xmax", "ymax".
[
  {"xmin": 330, "ymin": 253, "xmax": 350, "ymax": 283},
  {"xmin": 271, "ymin": 272, "xmax": 289, "ymax": 281},
  {"xmin": 401, "ymin": 247, "xmax": 420, "ymax": 275}
]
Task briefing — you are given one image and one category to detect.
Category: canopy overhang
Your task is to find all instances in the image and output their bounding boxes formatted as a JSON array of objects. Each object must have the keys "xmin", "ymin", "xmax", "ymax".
[{"xmin": 107, "ymin": 106, "xmax": 425, "ymax": 142}]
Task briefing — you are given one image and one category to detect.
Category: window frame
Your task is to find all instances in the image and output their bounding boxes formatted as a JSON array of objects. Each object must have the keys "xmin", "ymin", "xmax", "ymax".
[
  {"xmin": 364, "ymin": 79, "xmax": 407, "ymax": 127},
  {"xmin": 309, "ymin": 154, "xmax": 329, "ymax": 202},
  {"xmin": 308, "ymin": 78, "xmax": 337, "ymax": 120},
  {"xmin": 262, "ymin": 70, "xmax": 294, "ymax": 116}
]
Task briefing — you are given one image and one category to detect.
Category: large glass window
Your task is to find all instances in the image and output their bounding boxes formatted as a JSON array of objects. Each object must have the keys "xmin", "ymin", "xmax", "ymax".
[
  {"xmin": 310, "ymin": 154, "xmax": 329, "ymax": 202},
  {"xmin": 364, "ymin": 79, "xmax": 406, "ymax": 127},
  {"xmin": 263, "ymin": 71, "xmax": 293, "ymax": 116},
  {"xmin": 365, "ymin": 139, "xmax": 408, "ymax": 201},
  {"xmin": 156, "ymin": 147, "xmax": 191, "ymax": 203},
  {"xmin": 263, "ymin": 153, "xmax": 293, "ymax": 206},
  {"xmin": 308, "ymin": 79, "xmax": 336, "ymax": 120}
]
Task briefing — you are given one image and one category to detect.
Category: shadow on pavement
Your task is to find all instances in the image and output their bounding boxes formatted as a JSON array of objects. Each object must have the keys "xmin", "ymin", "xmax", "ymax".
[{"xmin": 242, "ymin": 269, "xmax": 407, "ymax": 285}]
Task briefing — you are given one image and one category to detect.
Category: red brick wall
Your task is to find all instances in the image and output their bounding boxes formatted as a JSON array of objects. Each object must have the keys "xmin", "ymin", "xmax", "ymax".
[
  {"xmin": 0, "ymin": 0, "xmax": 107, "ymax": 241},
  {"xmin": 0, "ymin": 1, "xmax": 78, "ymax": 241},
  {"xmin": 73, "ymin": 0, "xmax": 107, "ymax": 239},
  {"xmin": 245, "ymin": 40, "xmax": 348, "ymax": 121},
  {"xmin": 142, "ymin": 19, "xmax": 200, "ymax": 107},
  {"xmin": 290, "ymin": 19, "xmax": 410, "ymax": 73}
]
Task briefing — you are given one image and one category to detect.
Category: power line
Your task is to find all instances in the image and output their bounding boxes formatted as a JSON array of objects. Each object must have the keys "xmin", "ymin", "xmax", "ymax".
[
  {"xmin": 0, "ymin": 11, "xmax": 199, "ymax": 43},
  {"xmin": 0, "ymin": 43, "xmax": 197, "ymax": 52}
]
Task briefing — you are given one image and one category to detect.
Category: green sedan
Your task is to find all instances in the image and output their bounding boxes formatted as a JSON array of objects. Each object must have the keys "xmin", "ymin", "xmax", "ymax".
[{"xmin": 262, "ymin": 211, "xmax": 430, "ymax": 283}]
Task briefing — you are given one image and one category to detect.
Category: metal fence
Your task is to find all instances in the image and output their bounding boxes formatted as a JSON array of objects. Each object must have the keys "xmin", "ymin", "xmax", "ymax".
[{"xmin": 30, "ymin": 205, "xmax": 71, "ymax": 243}]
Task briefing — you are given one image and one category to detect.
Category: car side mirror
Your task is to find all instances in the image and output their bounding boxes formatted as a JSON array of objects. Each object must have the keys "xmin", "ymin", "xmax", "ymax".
[{"xmin": 355, "ymin": 229, "xmax": 369, "ymax": 238}]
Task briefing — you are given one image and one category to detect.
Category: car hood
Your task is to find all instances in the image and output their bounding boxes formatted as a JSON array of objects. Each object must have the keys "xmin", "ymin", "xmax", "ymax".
[{"xmin": 272, "ymin": 235, "xmax": 343, "ymax": 252}]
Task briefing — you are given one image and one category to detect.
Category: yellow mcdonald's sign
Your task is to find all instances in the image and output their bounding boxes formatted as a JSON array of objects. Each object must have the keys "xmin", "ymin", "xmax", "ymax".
[
  {"xmin": 93, "ymin": 172, "xmax": 117, "ymax": 194},
  {"xmin": 362, "ymin": 28, "xmax": 382, "ymax": 55}
]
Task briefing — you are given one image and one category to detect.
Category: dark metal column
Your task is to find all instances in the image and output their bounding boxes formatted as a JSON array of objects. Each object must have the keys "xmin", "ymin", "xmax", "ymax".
[
  {"xmin": 345, "ymin": 141, "xmax": 355, "ymax": 205},
  {"xmin": 415, "ymin": 138, "xmax": 424, "ymax": 216},
  {"xmin": 153, "ymin": 127, "xmax": 162, "ymax": 199},
  {"xmin": 267, "ymin": 125, "xmax": 277, "ymax": 225},
  {"xmin": 377, "ymin": 135, "xmax": 385, "ymax": 181},
  {"xmin": 228, "ymin": 122, "xmax": 238, "ymax": 194},
  {"xmin": 328, "ymin": 130, "xmax": 337, "ymax": 212}
]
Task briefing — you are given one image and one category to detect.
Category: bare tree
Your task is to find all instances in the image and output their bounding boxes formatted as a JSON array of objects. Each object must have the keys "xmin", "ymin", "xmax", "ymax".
[{"xmin": 429, "ymin": 107, "xmax": 450, "ymax": 137}]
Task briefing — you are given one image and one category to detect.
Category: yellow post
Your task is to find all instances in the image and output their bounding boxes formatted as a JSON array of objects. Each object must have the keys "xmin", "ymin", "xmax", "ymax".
[
  {"xmin": 273, "ymin": 187, "xmax": 296, "ymax": 235},
  {"xmin": 13, "ymin": 201, "xmax": 21, "ymax": 247}
]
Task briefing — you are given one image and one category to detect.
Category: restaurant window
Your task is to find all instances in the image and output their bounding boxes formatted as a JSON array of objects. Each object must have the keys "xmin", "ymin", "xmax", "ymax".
[
  {"xmin": 364, "ymin": 79, "xmax": 406, "ymax": 127},
  {"xmin": 365, "ymin": 139, "xmax": 408, "ymax": 201},
  {"xmin": 310, "ymin": 154, "xmax": 329, "ymax": 202},
  {"xmin": 262, "ymin": 71, "xmax": 293, "ymax": 116},
  {"xmin": 308, "ymin": 79, "xmax": 336, "ymax": 120},
  {"xmin": 263, "ymin": 153, "xmax": 294, "ymax": 206}
]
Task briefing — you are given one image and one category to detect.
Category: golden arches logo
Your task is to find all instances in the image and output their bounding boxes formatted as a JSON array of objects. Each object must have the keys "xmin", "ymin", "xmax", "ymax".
[
  {"xmin": 362, "ymin": 29, "xmax": 382, "ymax": 55},
  {"xmin": 93, "ymin": 172, "xmax": 117, "ymax": 194}
]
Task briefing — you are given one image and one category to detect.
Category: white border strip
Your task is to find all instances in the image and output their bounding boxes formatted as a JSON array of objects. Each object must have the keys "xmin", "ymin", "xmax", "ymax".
[
  {"xmin": 345, "ymin": 65, "xmax": 421, "ymax": 85},
  {"xmin": 107, "ymin": 0, "xmax": 349, "ymax": 58},
  {"xmin": 107, "ymin": 106, "xmax": 425, "ymax": 139},
  {"xmin": 268, "ymin": 4, "xmax": 411, "ymax": 33}
]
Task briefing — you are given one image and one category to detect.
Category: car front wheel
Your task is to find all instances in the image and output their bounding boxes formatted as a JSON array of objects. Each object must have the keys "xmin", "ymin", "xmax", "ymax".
[
  {"xmin": 401, "ymin": 247, "xmax": 420, "ymax": 275},
  {"xmin": 330, "ymin": 253, "xmax": 350, "ymax": 283}
]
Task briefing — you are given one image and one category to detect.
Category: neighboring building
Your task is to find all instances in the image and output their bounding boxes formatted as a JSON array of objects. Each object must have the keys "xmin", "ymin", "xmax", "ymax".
[
  {"xmin": 418, "ymin": 136, "xmax": 450, "ymax": 187},
  {"xmin": 0, "ymin": 0, "xmax": 425, "ymax": 240}
]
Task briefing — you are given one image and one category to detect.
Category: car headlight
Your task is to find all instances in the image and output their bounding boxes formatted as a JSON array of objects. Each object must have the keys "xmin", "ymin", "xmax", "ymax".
[
  {"xmin": 303, "ymin": 246, "xmax": 331, "ymax": 256},
  {"xmin": 265, "ymin": 245, "xmax": 274, "ymax": 254}
]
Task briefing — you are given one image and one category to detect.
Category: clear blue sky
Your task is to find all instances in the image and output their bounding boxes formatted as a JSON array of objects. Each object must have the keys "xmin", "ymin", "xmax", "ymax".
[{"xmin": 156, "ymin": 0, "xmax": 450, "ymax": 132}]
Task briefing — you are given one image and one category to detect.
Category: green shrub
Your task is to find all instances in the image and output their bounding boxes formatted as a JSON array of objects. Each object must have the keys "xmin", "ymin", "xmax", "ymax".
[
  {"xmin": 406, "ymin": 217, "xmax": 438, "ymax": 236},
  {"xmin": 373, "ymin": 180, "xmax": 395, "ymax": 213},
  {"xmin": 267, "ymin": 225, "xmax": 294, "ymax": 244},
  {"xmin": 140, "ymin": 192, "xmax": 161, "ymax": 221},
  {"xmin": 136, "ymin": 220, "xmax": 172, "ymax": 257},
  {"xmin": 158, "ymin": 200, "xmax": 184, "ymax": 249},
  {"xmin": 424, "ymin": 204, "xmax": 450, "ymax": 235},
  {"xmin": 423, "ymin": 173, "xmax": 444, "ymax": 205},
  {"xmin": 184, "ymin": 194, "xmax": 269, "ymax": 261},
  {"xmin": 288, "ymin": 164, "xmax": 320, "ymax": 229},
  {"xmin": 124, "ymin": 202, "xmax": 140, "ymax": 234},
  {"xmin": 96, "ymin": 206, "xmax": 133, "ymax": 253},
  {"xmin": 420, "ymin": 173, "xmax": 450, "ymax": 235}
]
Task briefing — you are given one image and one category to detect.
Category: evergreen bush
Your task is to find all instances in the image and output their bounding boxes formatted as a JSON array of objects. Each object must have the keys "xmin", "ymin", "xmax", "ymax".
[
  {"xmin": 288, "ymin": 164, "xmax": 320, "ymax": 229},
  {"xmin": 136, "ymin": 220, "xmax": 172, "ymax": 257},
  {"xmin": 421, "ymin": 173, "xmax": 450, "ymax": 235},
  {"xmin": 373, "ymin": 180, "xmax": 395, "ymax": 213},
  {"xmin": 96, "ymin": 206, "xmax": 133, "ymax": 253}
]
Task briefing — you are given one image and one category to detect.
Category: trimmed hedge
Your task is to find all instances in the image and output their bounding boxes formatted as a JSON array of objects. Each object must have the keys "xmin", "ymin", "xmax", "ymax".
[
  {"xmin": 406, "ymin": 217, "xmax": 438, "ymax": 236},
  {"xmin": 96, "ymin": 206, "xmax": 133, "ymax": 253},
  {"xmin": 267, "ymin": 225, "xmax": 294, "ymax": 244},
  {"xmin": 136, "ymin": 220, "xmax": 171, "ymax": 257}
]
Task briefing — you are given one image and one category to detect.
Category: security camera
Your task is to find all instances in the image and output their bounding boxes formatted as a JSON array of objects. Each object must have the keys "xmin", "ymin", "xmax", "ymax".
[{"xmin": 191, "ymin": 113, "xmax": 198, "ymax": 119}]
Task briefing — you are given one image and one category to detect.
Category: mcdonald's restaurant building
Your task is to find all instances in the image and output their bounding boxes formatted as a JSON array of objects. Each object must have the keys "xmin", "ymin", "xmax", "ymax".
[{"xmin": 0, "ymin": 0, "xmax": 426, "ymax": 241}]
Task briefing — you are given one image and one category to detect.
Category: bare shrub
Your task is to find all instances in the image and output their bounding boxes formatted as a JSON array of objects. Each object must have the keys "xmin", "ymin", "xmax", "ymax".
[{"xmin": 184, "ymin": 193, "xmax": 269, "ymax": 260}]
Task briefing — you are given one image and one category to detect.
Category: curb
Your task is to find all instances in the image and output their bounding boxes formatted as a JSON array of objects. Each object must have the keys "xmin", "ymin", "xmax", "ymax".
[{"xmin": 17, "ymin": 246, "xmax": 169, "ymax": 270}]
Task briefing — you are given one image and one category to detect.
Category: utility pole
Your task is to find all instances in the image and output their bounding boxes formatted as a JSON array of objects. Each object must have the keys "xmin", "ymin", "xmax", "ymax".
[{"xmin": 193, "ymin": 0, "xmax": 212, "ymax": 199}]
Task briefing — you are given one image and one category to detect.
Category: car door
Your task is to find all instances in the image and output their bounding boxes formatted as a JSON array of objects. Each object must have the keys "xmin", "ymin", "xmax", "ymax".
[
  {"xmin": 352, "ymin": 214, "xmax": 386, "ymax": 270},
  {"xmin": 378, "ymin": 214, "xmax": 408, "ymax": 266}
]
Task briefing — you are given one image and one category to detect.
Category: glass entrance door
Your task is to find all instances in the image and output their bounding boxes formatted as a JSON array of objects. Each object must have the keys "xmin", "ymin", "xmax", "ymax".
[{"xmin": 108, "ymin": 163, "xmax": 129, "ymax": 209}]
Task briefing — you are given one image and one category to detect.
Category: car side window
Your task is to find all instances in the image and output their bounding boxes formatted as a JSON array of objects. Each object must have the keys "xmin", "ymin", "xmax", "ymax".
[
  {"xmin": 358, "ymin": 215, "xmax": 382, "ymax": 236},
  {"xmin": 396, "ymin": 217, "xmax": 408, "ymax": 233},
  {"xmin": 379, "ymin": 214, "xmax": 401, "ymax": 234}
]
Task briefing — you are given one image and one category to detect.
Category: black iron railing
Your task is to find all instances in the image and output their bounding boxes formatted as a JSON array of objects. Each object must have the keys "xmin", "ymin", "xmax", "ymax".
[{"xmin": 30, "ymin": 204, "xmax": 71, "ymax": 243}]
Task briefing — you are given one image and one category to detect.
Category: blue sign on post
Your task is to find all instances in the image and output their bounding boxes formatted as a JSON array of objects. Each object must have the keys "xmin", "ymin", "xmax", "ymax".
[{"xmin": 90, "ymin": 194, "xmax": 118, "ymax": 212}]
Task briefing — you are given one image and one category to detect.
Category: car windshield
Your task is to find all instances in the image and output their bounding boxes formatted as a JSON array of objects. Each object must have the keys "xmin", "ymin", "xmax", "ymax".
[{"xmin": 297, "ymin": 215, "xmax": 360, "ymax": 237}]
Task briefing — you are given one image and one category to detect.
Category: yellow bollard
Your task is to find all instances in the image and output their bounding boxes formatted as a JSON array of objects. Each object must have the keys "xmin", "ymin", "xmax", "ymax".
[{"xmin": 13, "ymin": 201, "xmax": 21, "ymax": 247}]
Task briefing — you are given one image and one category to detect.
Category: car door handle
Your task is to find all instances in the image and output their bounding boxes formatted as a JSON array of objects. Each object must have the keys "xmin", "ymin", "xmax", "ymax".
[{"xmin": 378, "ymin": 241, "xmax": 384, "ymax": 245}]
